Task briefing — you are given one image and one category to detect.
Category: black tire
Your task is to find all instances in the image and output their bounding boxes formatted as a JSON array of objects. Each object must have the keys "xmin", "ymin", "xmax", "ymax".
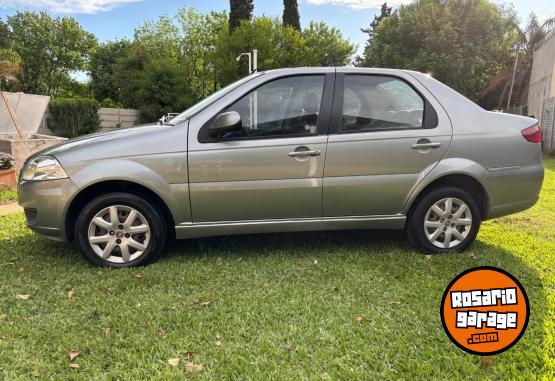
[
  {"xmin": 405, "ymin": 186, "xmax": 481, "ymax": 254},
  {"xmin": 75, "ymin": 192, "xmax": 167, "ymax": 267}
]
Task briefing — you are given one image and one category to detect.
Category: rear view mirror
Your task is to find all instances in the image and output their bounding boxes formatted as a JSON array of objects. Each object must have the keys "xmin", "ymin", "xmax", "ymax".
[{"xmin": 209, "ymin": 111, "xmax": 242, "ymax": 137}]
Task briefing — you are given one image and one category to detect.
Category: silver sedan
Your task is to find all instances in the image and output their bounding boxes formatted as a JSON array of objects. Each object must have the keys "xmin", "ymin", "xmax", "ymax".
[{"xmin": 18, "ymin": 68, "xmax": 544, "ymax": 267}]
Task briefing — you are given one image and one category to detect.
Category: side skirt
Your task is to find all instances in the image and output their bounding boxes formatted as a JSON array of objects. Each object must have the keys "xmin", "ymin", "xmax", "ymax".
[{"xmin": 174, "ymin": 215, "xmax": 406, "ymax": 240}]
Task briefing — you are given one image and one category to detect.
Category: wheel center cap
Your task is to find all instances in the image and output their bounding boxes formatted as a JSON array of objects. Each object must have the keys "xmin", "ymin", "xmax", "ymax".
[{"xmin": 116, "ymin": 231, "xmax": 125, "ymax": 239}]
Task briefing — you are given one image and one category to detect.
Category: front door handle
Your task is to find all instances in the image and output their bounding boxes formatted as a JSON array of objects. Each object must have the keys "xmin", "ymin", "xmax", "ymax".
[
  {"xmin": 288, "ymin": 150, "xmax": 321, "ymax": 157},
  {"xmin": 411, "ymin": 141, "xmax": 441, "ymax": 150}
]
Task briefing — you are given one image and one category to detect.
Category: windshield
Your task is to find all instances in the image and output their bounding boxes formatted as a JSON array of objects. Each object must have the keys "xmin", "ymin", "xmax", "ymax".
[{"xmin": 167, "ymin": 73, "xmax": 263, "ymax": 126}]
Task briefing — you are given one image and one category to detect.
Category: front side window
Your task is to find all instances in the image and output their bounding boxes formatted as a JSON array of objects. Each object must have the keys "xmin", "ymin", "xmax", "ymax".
[
  {"xmin": 341, "ymin": 75, "xmax": 424, "ymax": 132},
  {"xmin": 223, "ymin": 75, "xmax": 325, "ymax": 139}
]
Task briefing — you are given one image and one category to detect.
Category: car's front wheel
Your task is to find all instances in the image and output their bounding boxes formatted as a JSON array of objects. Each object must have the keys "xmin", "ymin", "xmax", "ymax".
[
  {"xmin": 406, "ymin": 186, "xmax": 481, "ymax": 254},
  {"xmin": 75, "ymin": 193, "xmax": 167, "ymax": 267}
]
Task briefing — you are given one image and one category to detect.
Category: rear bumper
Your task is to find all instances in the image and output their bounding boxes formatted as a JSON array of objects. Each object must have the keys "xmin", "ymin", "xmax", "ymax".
[
  {"xmin": 18, "ymin": 178, "xmax": 79, "ymax": 242},
  {"xmin": 484, "ymin": 162, "xmax": 544, "ymax": 219}
]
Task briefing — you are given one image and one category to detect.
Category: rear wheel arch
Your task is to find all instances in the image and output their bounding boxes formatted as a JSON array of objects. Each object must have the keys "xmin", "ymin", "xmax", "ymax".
[
  {"xmin": 407, "ymin": 173, "xmax": 489, "ymax": 220},
  {"xmin": 65, "ymin": 180, "xmax": 175, "ymax": 242}
]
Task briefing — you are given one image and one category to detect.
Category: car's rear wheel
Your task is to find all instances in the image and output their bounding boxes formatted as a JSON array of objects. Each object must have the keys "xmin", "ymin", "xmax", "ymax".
[
  {"xmin": 75, "ymin": 193, "xmax": 167, "ymax": 267},
  {"xmin": 406, "ymin": 186, "xmax": 481, "ymax": 254}
]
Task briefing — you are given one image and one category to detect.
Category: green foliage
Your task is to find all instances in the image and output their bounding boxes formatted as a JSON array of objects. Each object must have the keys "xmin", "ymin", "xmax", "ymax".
[
  {"xmin": 302, "ymin": 21, "xmax": 356, "ymax": 66},
  {"xmin": 283, "ymin": 0, "xmax": 301, "ymax": 31},
  {"xmin": 109, "ymin": 7, "xmax": 353, "ymax": 121},
  {"xmin": 5, "ymin": 12, "xmax": 97, "ymax": 96},
  {"xmin": 229, "ymin": 0, "xmax": 254, "ymax": 32},
  {"xmin": 100, "ymin": 98, "xmax": 123, "ymax": 108},
  {"xmin": 358, "ymin": 0, "xmax": 517, "ymax": 102},
  {"xmin": 549, "ymin": 147, "xmax": 555, "ymax": 157},
  {"xmin": 89, "ymin": 40, "xmax": 132, "ymax": 103},
  {"xmin": 357, "ymin": 2, "xmax": 392, "ymax": 65},
  {"xmin": 48, "ymin": 97, "xmax": 100, "ymax": 138}
]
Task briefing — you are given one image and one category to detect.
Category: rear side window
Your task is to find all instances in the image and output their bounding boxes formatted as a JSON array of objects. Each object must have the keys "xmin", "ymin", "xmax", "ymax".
[{"xmin": 341, "ymin": 75, "xmax": 425, "ymax": 132}]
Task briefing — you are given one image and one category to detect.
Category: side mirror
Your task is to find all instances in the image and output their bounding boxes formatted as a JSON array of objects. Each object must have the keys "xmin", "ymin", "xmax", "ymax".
[{"xmin": 209, "ymin": 111, "xmax": 242, "ymax": 137}]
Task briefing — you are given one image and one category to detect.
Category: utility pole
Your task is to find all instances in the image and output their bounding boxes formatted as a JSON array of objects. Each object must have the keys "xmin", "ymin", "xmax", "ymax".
[{"xmin": 507, "ymin": 44, "xmax": 520, "ymax": 111}]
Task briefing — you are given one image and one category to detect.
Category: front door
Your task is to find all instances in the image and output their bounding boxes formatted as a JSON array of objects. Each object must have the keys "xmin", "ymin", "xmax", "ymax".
[
  {"xmin": 323, "ymin": 72, "xmax": 452, "ymax": 216},
  {"xmin": 188, "ymin": 74, "xmax": 334, "ymax": 222}
]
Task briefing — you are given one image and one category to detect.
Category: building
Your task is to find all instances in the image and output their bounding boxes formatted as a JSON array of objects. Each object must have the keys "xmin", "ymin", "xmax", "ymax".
[{"xmin": 528, "ymin": 30, "xmax": 555, "ymax": 120}]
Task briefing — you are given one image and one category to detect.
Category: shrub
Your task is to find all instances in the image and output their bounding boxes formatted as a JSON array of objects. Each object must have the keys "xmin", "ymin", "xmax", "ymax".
[
  {"xmin": 550, "ymin": 147, "xmax": 555, "ymax": 157},
  {"xmin": 100, "ymin": 98, "xmax": 123, "ymax": 108},
  {"xmin": 0, "ymin": 152, "xmax": 14, "ymax": 170},
  {"xmin": 49, "ymin": 98, "xmax": 101, "ymax": 138}
]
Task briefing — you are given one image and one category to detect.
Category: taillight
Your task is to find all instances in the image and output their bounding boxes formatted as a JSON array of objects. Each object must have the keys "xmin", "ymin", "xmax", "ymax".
[{"xmin": 521, "ymin": 124, "xmax": 541, "ymax": 143}]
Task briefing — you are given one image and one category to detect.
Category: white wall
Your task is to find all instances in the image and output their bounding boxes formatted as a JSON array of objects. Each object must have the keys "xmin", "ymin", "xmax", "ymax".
[{"xmin": 528, "ymin": 33, "xmax": 555, "ymax": 120}]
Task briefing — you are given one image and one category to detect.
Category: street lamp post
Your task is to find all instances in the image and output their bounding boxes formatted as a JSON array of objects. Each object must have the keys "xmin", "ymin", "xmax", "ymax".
[{"xmin": 236, "ymin": 49, "xmax": 258, "ymax": 74}]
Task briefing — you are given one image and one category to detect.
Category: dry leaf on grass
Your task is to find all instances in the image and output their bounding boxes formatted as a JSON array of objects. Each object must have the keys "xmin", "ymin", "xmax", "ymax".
[
  {"xmin": 467, "ymin": 251, "xmax": 477, "ymax": 259},
  {"xmin": 185, "ymin": 362, "xmax": 204, "ymax": 373},
  {"xmin": 284, "ymin": 340, "xmax": 294, "ymax": 351},
  {"xmin": 69, "ymin": 351, "xmax": 80, "ymax": 361},
  {"xmin": 313, "ymin": 259, "xmax": 319, "ymax": 265},
  {"xmin": 167, "ymin": 358, "xmax": 180, "ymax": 367},
  {"xmin": 424, "ymin": 255, "xmax": 433, "ymax": 260},
  {"xmin": 69, "ymin": 363, "xmax": 80, "ymax": 369},
  {"xmin": 18, "ymin": 267, "xmax": 24, "ymax": 273},
  {"xmin": 67, "ymin": 289, "xmax": 74, "ymax": 300},
  {"xmin": 134, "ymin": 272, "xmax": 142, "ymax": 279},
  {"xmin": 15, "ymin": 294, "xmax": 30, "ymax": 300},
  {"xmin": 215, "ymin": 333, "xmax": 222, "ymax": 347},
  {"xmin": 390, "ymin": 300, "xmax": 401, "ymax": 305},
  {"xmin": 96, "ymin": 271, "xmax": 103, "ymax": 276},
  {"xmin": 199, "ymin": 300, "xmax": 213, "ymax": 307},
  {"xmin": 480, "ymin": 357, "xmax": 493, "ymax": 367},
  {"xmin": 356, "ymin": 316, "xmax": 364, "ymax": 325},
  {"xmin": 157, "ymin": 328, "xmax": 165, "ymax": 337}
]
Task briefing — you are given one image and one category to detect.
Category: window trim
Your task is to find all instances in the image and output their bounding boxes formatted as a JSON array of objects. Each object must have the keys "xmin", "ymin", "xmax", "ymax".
[
  {"xmin": 198, "ymin": 73, "xmax": 335, "ymax": 143},
  {"xmin": 328, "ymin": 73, "xmax": 438, "ymax": 135}
]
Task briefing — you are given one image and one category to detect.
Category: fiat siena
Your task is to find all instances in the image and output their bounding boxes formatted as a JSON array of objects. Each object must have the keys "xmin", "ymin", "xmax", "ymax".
[{"xmin": 18, "ymin": 68, "xmax": 544, "ymax": 267}]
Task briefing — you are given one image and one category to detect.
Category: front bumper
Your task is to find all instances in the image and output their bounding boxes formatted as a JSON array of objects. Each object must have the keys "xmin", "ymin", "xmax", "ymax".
[{"xmin": 18, "ymin": 178, "xmax": 79, "ymax": 242}]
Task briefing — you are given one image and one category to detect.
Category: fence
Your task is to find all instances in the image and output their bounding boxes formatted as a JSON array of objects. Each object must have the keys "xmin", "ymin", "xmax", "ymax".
[
  {"xmin": 540, "ymin": 96, "xmax": 555, "ymax": 154},
  {"xmin": 39, "ymin": 107, "xmax": 141, "ymax": 135}
]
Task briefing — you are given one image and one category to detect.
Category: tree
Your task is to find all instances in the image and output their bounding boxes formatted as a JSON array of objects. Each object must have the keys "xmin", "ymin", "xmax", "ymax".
[
  {"xmin": 482, "ymin": 13, "xmax": 555, "ymax": 110},
  {"xmin": 357, "ymin": 2, "xmax": 392, "ymax": 66},
  {"xmin": 283, "ymin": 0, "xmax": 301, "ymax": 31},
  {"xmin": 89, "ymin": 40, "xmax": 132, "ymax": 103},
  {"xmin": 302, "ymin": 21, "xmax": 355, "ymax": 66},
  {"xmin": 229, "ymin": 0, "xmax": 254, "ymax": 32},
  {"xmin": 6, "ymin": 11, "xmax": 97, "ymax": 96},
  {"xmin": 358, "ymin": 0, "xmax": 517, "ymax": 103}
]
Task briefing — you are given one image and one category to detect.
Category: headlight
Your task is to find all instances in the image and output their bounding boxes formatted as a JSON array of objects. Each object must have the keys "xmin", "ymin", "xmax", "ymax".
[{"xmin": 22, "ymin": 156, "xmax": 68, "ymax": 181}]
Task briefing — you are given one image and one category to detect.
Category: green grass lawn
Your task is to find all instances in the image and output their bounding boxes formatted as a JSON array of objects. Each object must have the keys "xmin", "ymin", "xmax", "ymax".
[
  {"xmin": 0, "ymin": 186, "xmax": 17, "ymax": 204},
  {"xmin": 0, "ymin": 160, "xmax": 553, "ymax": 380}
]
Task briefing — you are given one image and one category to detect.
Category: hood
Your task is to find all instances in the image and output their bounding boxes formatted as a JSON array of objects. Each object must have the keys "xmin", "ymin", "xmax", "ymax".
[{"xmin": 31, "ymin": 122, "xmax": 189, "ymax": 164}]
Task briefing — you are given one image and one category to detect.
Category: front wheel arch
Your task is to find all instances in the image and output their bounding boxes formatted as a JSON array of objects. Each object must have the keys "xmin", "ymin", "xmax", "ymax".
[{"xmin": 65, "ymin": 180, "xmax": 175, "ymax": 242}]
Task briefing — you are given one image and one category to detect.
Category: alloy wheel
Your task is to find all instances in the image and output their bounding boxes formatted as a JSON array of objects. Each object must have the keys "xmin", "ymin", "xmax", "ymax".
[
  {"xmin": 87, "ymin": 205, "xmax": 151, "ymax": 263},
  {"xmin": 423, "ymin": 197, "xmax": 473, "ymax": 249}
]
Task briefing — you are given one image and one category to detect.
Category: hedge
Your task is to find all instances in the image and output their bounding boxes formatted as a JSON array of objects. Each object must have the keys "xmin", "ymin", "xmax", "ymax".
[{"xmin": 48, "ymin": 97, "xmax": 101, "ymax": 138}]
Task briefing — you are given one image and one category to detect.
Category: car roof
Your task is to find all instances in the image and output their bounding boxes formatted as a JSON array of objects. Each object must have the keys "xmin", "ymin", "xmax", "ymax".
[{"xmin": 260, "ymin": 67, "xmax": 416, "ymax": 76}]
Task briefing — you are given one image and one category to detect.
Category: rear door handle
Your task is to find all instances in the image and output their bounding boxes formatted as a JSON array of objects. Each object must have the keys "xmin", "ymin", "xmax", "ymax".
[
  {"xmin": 411, "ymin": 142, "xmax": 441, "ymax": 149},
  {"xmin": 288, "ymin": 150, "xmax": 321, "ymax": 157}
]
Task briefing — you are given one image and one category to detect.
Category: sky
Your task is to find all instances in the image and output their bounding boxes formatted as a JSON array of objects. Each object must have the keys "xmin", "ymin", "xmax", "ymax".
[{"xmin": 0, "ymin": 0, "xmax": 553, "ymax": 56}]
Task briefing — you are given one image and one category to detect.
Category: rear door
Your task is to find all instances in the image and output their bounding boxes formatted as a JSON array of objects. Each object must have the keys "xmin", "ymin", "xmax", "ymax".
[
  {"xmin": 188, "ymin": 72, "xmax": 335, "ymax": 222},
  {"xmin": 323, "ymin": 70, "xmax": 452, "ymax": 216}
]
